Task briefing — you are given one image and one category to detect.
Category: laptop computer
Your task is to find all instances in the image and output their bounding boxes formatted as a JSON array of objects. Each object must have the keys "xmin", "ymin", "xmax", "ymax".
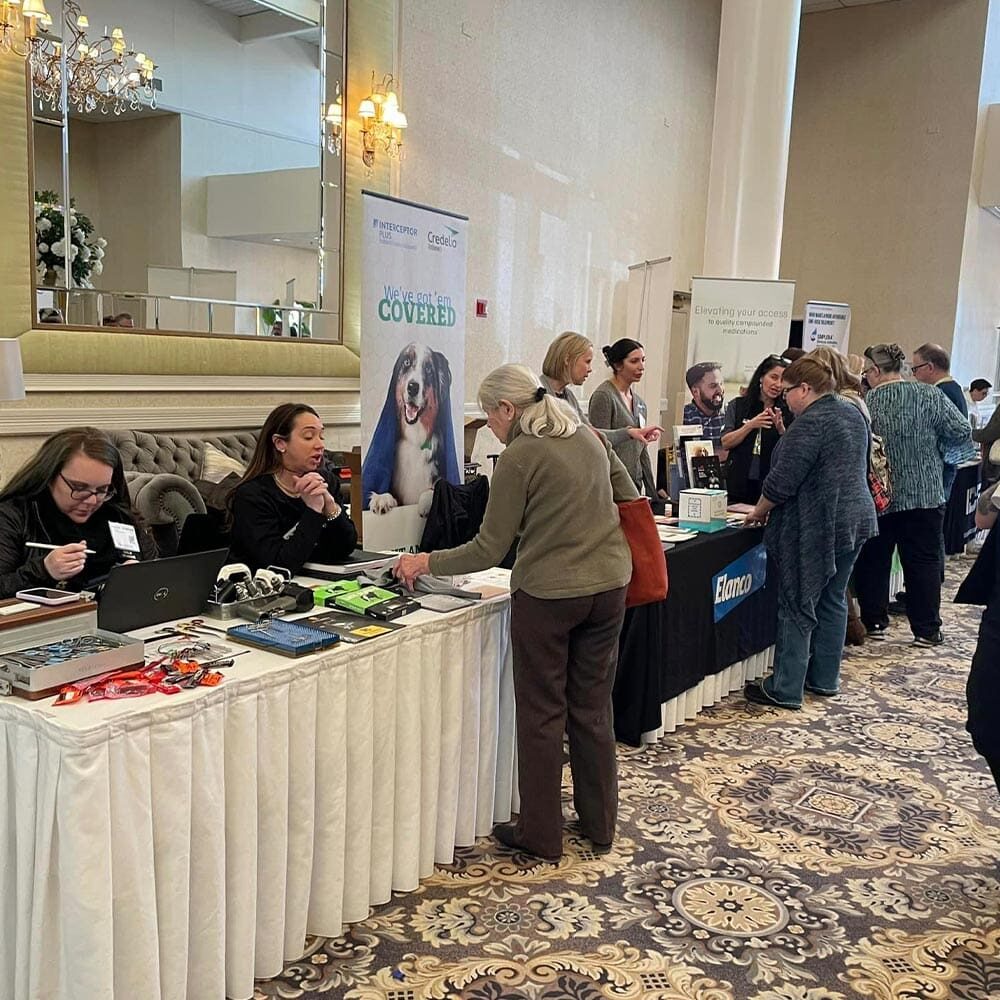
[{"xmin": 96, "ymin": 549, "xmax": 230, "ymax": 633}]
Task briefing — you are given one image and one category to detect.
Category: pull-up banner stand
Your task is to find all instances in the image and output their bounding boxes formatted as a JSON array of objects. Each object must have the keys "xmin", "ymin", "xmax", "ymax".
[
  {"xmin": 687, "ymin": 276, "xmax": 795, "ymax": 383},
  {"xmin": 804, "ymin": 300, "xmax": 851, "ymax": 354}
]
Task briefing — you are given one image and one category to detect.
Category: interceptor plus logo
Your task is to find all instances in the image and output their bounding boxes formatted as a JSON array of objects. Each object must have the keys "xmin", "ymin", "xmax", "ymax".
[
  {"xmin": 426, "ymin": 224, "xmax": 459, "ymax": 251},
  {"xmin": 372, "ymin": 216, "xmax": 419, "ymax": 249}
]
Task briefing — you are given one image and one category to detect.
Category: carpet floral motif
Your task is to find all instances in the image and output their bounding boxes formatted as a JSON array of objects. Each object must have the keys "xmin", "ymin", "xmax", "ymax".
[
  {"xmin": 677, "ymin": 751, "xmax": 995, "ymax": 874},
  {"xmin": 256, "ymin": 566, "xmax": 1000, "ymax": 1000}
]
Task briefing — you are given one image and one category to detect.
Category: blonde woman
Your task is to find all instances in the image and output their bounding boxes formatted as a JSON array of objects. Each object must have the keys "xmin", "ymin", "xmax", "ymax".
[
  {"xmin": 541, "ymin": 331, "xmax": 661, "ymax": 449},
  {"xmin": 395, "ymin": 364, "xmax": 638, "ymax": 862},
  {"xmin": 812, "ymin": 346, "xmax": 870, "ymax": 422}
]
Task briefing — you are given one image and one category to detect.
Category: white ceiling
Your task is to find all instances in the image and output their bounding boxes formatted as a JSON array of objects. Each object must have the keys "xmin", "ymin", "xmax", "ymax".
[
  {"xmin": 802, "ymin": 0, "xmax": 902, "ymax": 12},
  {"xmin": 196, "ymin": 0, "xmax": 272, "ymax": 15}
]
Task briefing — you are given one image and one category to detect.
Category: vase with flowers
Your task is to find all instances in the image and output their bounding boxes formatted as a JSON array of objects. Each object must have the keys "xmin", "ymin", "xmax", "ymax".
[{"xmin": 34, "ymin": 190, "xmax": 106, "ymax": 288}]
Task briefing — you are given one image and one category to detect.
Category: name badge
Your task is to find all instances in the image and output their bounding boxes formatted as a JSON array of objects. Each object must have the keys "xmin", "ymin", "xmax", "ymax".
[{"xmin": 108, "ymin": 521, "xmax": 141, "ymax": 555}]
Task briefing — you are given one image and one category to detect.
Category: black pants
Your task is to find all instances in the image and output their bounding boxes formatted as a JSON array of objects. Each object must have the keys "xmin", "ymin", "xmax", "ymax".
[
  {"xmin": 509, "ymin": 586, "xmax": 628, "ymax": 858},
  {"xmin": 967, "ymin": 617, "xmax": 1000, "ymax": 794},
  {"xmin": 855, "ymin": 507, "xmax": 944, "ymax": 639}
]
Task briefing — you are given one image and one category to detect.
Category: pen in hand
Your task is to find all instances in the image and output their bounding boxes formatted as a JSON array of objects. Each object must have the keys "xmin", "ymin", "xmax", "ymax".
[{"xmin": 25, "ymin": 541, "xmax": 97, "ymax": 555}]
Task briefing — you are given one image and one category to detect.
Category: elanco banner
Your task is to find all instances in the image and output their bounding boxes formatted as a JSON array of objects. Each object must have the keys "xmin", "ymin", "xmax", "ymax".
[
  {"xmin": 712, "ymin": 543, "xmax": 767, "ymax": 622},
  {"xmin": 804, "ymin": 300, "xmax": 851, "ymax": 354},
  {"xmin": 687, "ymin": 277, "xmax": 795, "ymax": 383},
  {"xmin": 360, "ymin": 191, "xmax": 468, "ymax": 551}
]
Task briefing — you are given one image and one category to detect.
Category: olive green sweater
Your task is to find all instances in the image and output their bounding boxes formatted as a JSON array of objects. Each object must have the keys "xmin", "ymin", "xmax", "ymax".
[{"xmin": 428, "ymin": 424, "xmax": 638, "ymax": 599}]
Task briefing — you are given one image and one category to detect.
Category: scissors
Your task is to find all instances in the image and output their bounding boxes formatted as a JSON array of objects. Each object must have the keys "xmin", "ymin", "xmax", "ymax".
[{"xmin": 153, "ymin": 619, "xmax": 228, "ymax": 639}]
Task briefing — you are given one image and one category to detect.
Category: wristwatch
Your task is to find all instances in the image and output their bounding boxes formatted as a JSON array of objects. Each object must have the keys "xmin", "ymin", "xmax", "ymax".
[{"xmin": 325, "ymin": 503, "xmax": 342, "ymax": 521}]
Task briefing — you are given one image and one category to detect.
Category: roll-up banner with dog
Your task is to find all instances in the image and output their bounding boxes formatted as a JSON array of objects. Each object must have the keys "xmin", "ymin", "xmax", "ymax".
[{"xmin": 361, "ymin": 191, "xmax": 468, "ymax": 551}]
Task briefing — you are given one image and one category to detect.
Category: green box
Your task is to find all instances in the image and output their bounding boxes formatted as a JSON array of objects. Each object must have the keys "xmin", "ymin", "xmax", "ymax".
[
  {"xmin": 313, "ymin": 580, "xmax": 362, "ymax": 607},
  {"xmin": 334, "ymin": 586, "xmax": 400, "ymax": 615}
]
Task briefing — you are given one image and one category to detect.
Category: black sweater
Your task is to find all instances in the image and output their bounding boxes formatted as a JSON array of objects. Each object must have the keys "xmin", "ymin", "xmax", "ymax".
[
  {"xmin": 229, "ymin": 472, "xmax": 357, "ymax": 573},
  {"xmin": 0, "ymin": 492, "xmax": 151, "ymax": 598}
]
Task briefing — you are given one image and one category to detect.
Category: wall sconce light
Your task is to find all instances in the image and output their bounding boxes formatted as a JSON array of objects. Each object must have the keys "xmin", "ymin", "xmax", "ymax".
[
  {"xmin": 358, "ymin": 71, "xmax": 407, "ymax": 171},
  {"xmin": 323, "ymin": 82, "xmax": 342, "ymax": 157}
]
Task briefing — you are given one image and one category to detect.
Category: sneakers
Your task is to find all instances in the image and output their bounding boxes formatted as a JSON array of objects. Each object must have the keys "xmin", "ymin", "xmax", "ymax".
[
  {"xmin": 866, "ymin": 623, "xmax": 889, "ymax": 640},
  {"xmin": 914, "ymin": 632, "xmax": 944, "ymax": 647}
]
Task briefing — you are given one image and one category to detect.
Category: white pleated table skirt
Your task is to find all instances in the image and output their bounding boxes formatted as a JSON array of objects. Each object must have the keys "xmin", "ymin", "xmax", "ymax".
[{"xmin": 0, "ymin": 598, "xmax": 517, "ymax": 1000}]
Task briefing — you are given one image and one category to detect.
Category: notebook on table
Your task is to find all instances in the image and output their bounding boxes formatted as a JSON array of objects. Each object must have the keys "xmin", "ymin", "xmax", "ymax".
[{"xmin": 303, "ymin": 549, "xmax": 396, "ymax": 580}]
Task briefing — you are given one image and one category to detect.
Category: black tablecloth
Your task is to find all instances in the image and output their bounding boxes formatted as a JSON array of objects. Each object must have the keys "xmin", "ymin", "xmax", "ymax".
[
  {"xmin": 612, "ymin": 526, "xmax": 777, "ymax": 745},
  {"xmin": 944, "ymin": 463, "xmax": 980, "ymax": 555}
]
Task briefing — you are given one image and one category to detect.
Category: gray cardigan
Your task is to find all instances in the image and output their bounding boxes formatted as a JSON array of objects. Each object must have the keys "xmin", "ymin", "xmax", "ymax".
[
  {"xmin": 762, "ymin": 394, "xmax": 878, "ymax": 631},
  {"xmin": 539, "ymin": 375, "xmax": 633, "ymax": 448},
  {"xmin": 588, "ymin": 379, "xmax": 656, "ymax": 496}
]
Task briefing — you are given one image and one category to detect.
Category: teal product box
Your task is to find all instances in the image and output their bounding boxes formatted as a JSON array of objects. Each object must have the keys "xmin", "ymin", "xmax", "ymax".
[{"xmin": 678, "ymin": 488, "xmax": 728, "ymax": 533}]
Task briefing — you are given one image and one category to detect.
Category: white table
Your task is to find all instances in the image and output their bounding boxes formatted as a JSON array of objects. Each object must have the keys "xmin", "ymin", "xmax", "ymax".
[{"xmin": 0, "ymin": 594, "xmax": 516, "ymax": 1000}]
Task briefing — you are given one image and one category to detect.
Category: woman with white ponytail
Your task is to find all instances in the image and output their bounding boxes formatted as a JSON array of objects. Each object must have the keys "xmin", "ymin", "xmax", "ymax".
[{"xmin": 395, "ymin": 363, "xmax": 638, "ymax": 862}]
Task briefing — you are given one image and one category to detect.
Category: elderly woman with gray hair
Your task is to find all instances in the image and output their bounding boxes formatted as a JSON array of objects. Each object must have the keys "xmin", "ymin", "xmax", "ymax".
[{"xmin": 395, "ymin": 363, "xmax": 638, "ymax": 862}]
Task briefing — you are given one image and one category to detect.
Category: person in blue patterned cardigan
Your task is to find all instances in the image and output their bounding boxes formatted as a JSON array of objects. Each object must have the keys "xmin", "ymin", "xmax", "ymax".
[
  {"xmin": 743, "ymin": 356, "xmax": 877, "ymax": 710},
  {"xmin": 854, "ymin": 343, "xmax": 974, "ymax": 646}
]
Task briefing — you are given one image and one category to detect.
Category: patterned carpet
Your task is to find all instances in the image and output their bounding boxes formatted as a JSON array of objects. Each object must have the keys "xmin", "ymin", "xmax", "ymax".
[{"xmin": 254, "ymin": 566, "xmax": 1000, "ymax": 1000}]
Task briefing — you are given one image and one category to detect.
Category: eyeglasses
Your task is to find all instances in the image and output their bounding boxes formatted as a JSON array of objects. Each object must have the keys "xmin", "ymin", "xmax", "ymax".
[
  {"xmin": 780, "ymin": 384, "xmax": 803, "ymax": 399},
  {"xmin": 862, "ymin": 366, "xmax": 877, "ymax": 378},
  {"xmin": 767, "ymin": 355, "xmax": 792, "ymax": 365},
  {"xmin": 59, "ymin": 473, "xmax": 115, "ymax": 502},
  {"xmin": 910, "ymin": 361, "xmax": 932, "ymax": 373}
]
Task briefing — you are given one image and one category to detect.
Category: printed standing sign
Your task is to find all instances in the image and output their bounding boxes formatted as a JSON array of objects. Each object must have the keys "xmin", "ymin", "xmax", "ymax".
[
  {"xmin": 712, "ymin": 543, "xmax": 767, "ymax": 622},
  {"xmin": 804, "ymin": 301, "xmax": 851, "ymax": 354},
  {"xmin": 360, "ymin": 191, "xmax": 468, "ymax": 551},
  {"xmin": 687, "ymin": 277, "xmax": 796, "ymax": 383}
]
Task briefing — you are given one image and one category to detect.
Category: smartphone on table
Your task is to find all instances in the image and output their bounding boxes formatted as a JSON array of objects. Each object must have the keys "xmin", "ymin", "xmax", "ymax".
[{"xmin": 15, "ymin": 588, "xmax": 79, "ymax": 606}]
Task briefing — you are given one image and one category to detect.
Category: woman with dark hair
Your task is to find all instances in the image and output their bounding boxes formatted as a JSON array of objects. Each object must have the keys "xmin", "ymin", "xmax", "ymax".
[
  {"xmin": 229, "ymin": 403, "xmax": 356, "ymax": 572},
  {"xmin": 587, "ymin": 338, "xmax": 662, "ymax": 496},
  {"xmin": 743, "ymin": 356, "xmax": 877, "ymax": 709},
  {"xmin": 0, "ymin": 427, "xmax": 150, "ymax": 597},
  {"xmin": 721, "ymin": 354, "xmax": 792, "ymax": 504}
]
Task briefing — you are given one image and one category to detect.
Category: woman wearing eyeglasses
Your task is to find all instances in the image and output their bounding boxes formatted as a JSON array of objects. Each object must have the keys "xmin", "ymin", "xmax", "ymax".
[
  {"xmin": 743, "ymin": 356, "xmax": 877, "ymax": 709},
  {"xmin": 720, "ymin": 354, "xmax": 793, "ymax": 505},
  {"xmin": 0, "ymin": 427, "xmax": 150, "ymax": 598}
]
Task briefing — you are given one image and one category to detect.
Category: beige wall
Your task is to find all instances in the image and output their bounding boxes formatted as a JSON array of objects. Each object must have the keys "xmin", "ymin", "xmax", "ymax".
[
  {"xmin": 393, "ymin": 0, "xmax": 721, "ymax": 400},
  {"xmin": 781, "ymin": 0, "xmax": 988, "ymax": 358},
  {"xmin": 953, "ymin": 0, "xmax": 1000, "ymax": 385}
]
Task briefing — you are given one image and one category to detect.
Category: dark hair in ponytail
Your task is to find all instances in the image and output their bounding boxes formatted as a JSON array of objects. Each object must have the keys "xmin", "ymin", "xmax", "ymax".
[{"xmin": 602, "ymin": 338, "xmax": 643, "ymax": 371}]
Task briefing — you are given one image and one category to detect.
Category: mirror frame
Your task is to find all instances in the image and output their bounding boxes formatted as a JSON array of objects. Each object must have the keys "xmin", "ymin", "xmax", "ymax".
[{"xmin": 26, "ymin": 0, "xmax": 346, "ymax": 344}]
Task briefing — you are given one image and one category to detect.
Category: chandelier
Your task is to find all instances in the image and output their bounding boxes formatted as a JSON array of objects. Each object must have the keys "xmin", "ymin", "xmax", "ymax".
[
  {"xmin": 0, "ymin": 0, "xmax": 50, "ymax": 57},
  {"xmin": 18, "ymin": 0, "xmax": 159, "ymax": 116},
  {"xmin": 358, "ymin": 71, "xmax": 408, "ymax": 171}
]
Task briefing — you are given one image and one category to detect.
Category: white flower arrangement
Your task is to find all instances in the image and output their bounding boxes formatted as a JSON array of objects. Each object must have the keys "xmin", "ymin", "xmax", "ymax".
[{"xmin": 34, "ymin": 190, "xmax": 106, "ymax": 288}]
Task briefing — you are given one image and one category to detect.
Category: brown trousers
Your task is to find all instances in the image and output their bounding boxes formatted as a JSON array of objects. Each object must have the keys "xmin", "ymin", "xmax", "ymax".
[{"xmin": 509, "ymin": 585, "xmax": 628, "ymax": 857}]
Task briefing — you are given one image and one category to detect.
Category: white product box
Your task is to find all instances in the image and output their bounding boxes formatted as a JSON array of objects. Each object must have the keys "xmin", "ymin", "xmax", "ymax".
[{"xmin": 678, "ymin": 488, "xmax": 728, "ymax": 533}]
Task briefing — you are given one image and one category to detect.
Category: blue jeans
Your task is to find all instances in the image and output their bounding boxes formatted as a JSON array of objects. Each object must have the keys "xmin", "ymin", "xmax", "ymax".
[{"xmin": 762, "ymin": 544, "xmax": 863, "ymax": 708}]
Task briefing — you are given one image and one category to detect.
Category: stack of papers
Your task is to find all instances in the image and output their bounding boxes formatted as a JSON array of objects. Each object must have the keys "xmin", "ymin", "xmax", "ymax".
[{"xmin": 658, "ymin": 526, "xmax": 698, "ymax": 543}]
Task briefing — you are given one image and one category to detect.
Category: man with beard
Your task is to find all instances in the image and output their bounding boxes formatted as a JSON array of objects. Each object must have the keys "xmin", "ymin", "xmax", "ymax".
[{"xmin": 683, "ymin": 362, "xmax": 728, "ymax": 459}]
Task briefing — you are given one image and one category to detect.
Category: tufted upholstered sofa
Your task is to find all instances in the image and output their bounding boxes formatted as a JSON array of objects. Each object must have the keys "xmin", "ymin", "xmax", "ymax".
[{"xmin": 109, "ymin": 430, "xmax": 259, "ymax": 555}]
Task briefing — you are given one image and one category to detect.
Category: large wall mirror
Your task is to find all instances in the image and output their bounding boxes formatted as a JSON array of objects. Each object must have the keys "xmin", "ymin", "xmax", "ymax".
[{"xmin": 28, "ymin": 0, "xmax": 345, "ymax": 340}]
